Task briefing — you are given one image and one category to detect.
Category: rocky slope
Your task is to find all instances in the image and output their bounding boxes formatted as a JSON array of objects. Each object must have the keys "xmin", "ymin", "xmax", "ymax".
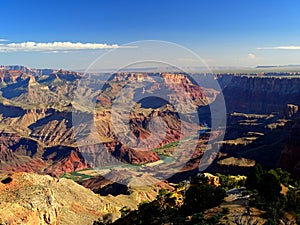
[
  {"xmin": 0, "ymin": 172, "xmax": 172, "ymax": 225},
  {"xmin": 0, "ymin": 172, "xmax": 114, "ymax": 225}
]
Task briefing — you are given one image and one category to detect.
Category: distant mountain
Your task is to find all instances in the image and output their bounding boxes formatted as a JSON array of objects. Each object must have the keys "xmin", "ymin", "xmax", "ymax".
[{"xmin": 256, "ymin": 64, "xmax": 300, "ymax": 68}]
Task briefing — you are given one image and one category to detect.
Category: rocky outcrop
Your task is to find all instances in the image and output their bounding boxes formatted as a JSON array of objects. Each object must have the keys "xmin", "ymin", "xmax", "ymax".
[
  {"xmin": 285, "ymin": 104, "xmax": 299, "ymax": 118},
  {"xmin": 98, "ymin": 72, "xmax": 218, "ymax": 109}
]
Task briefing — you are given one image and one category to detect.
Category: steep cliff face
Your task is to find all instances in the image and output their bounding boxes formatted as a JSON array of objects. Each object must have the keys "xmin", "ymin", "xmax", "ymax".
[
  {"xmin": 205, "ymin": 107, "xmax": 299, "ymax": 175},
  {"xmin": 218, "ymin": 75, "xmax": 300, "ymax": 114},
  {"xmin": 0, "ymin": 133, "xmax": 45, "ymax": 172},
  {"xmin": 29, "ymin": 110, "xmax": 75, "ymax": 146}
]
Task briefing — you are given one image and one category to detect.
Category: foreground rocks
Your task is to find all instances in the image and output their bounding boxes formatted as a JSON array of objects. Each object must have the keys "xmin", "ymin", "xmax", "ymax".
[
  {"xmin": 0, "ymin": 172, "xmax": 170, "ymax": 225},
  {"xmin": 0, "ymin": 172, "xmax": 111, "ymax": 224}
]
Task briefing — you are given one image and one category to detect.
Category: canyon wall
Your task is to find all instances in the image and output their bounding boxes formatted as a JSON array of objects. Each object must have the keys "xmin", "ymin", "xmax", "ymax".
[{"xmin": 218, "ymin": 75, "xmax": 300, "ymax": 114}]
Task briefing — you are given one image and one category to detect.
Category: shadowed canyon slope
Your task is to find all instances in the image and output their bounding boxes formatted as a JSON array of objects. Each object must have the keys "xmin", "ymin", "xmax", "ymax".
[
  {"xmin": 209, "ymin": 74, "xmax": 300, "ymax": 177},
  {"xmin": 218, "ymin": 74, "xmax": 300, "ymax": 114}
]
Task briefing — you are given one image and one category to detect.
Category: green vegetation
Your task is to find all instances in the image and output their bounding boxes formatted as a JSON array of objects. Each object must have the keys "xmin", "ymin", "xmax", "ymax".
[
  {"xmin": 216, "ymin": 173, "xmax": 246, "ymax": 190},
  {"xmin": 245, "ymin": 164, "xmax": 300, "ymax": 224},
  {"xmin": 286, "ymin": 181, "xmax": 300, "ymax": 224},
  {"xmin": 120, "ymin": 206, "xmax": 131, "ymax": 218},
  {"xmin": 60, "ymin": 171, "xmax": 92, "ymax": 181},
  {"xmin": 268, "ymin": 168, "xmax": 291, "ymax": 186},
  {"xmin": 97, "ymin": 174, "xmax": 227, "ymax": 225},
  {"xmin": 93, "ymin": 166, "xmax": 300, "ymax": 225},
  {"xmin": 153, "ymin": 141, "xmax": 179, "ymax": 156},
  {"xmin": 245, "ymin": 164, "xmax": 264, "ymax": 191},
  {"xmin": 182, "ymin": 175, "xmax": 226, "ymax": 215}
]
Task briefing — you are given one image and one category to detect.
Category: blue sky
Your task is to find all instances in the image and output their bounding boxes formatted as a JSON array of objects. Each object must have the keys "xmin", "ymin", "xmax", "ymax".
[{"xmin": 1, "ymin": 0, "xmax": 300, "ymax": 70}]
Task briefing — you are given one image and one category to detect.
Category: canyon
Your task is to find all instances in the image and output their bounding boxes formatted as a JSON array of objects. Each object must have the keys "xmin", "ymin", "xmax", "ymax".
[
  {"xmin": 0, "ymin": 67, "xmax": 299, "ymax": 178},
  {"xmin": 0, "ymin": 66, "xmax": 300, "ymax": 224},
  {"xmin": 0, "ymin": 68, "xmax": 217, "ymax": 179}
]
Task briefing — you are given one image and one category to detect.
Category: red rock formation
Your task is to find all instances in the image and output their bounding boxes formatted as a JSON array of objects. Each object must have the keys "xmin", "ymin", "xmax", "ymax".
[{"xmin": 43, "ymin": 146, "xmax": 89, "ymax": 177}]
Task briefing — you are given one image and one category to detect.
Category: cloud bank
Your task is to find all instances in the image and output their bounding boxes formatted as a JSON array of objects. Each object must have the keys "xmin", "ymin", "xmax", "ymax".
[
  {"xmin": 257, "ymin": 46, "xmax": 300, "ymax": 50},
  {"xmin": 0, "ymin": 41, "xmax": 122, "ymax": 52},
  {"xmin": 248, "ymin": 53, "xmax": 256, "ymax": 59}
]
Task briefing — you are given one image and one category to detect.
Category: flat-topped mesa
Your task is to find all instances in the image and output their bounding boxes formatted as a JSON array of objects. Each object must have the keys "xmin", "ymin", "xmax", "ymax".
[
  {"xmin": 0, "ymin": 65, "xmax": 41, "ymax": 83},
  {"xmin": 108, "ymin": 72, "xmax": 194, "ymax": 84},
  {"xmin": 3, "ymin": 65, "xmax": 32, "ymax": 72},
  {"xmin": 0, "ymin": 70, "xmax": 24, "ymax": 83},
  {"xmin": 0, "ymin": 70, "xmax": 38, "ymax": 84},
  {"xmin": 162, "ymin": 73, "xmax": 191, "ymax": 84},
  {"xmin": 127, "ymin": 73, "xmax": 148, "ymax": 82},
  {"xmin": 0, "ymin": 66, "xmax": 82, "ymax": 84},
  {"xmin": 55, "ymin": 69, "xmax": 82, "ymax": 81},
  {"xmin": 99, "ymin": 72, "xmax": 210, "ymax": 106},
  {"xmin": 109, "ymin": 72, "xmax": 150, "ymax": 82}
]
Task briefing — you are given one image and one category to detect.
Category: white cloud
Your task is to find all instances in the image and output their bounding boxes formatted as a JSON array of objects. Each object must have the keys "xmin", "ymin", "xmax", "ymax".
[
  {"xmin": 0, "ymin": 41, "xmax": 124, "ymax": 52},
  {"xmin": 257, "ymin": 46, "xmax": 300, "ymax": 50},
  {"xmin": 0, "ymin": 39, "xmax": 9, "ymax": 42},
  {"xmin": 248, "ymin": 53, "xmax": 256, "ymax": 59}
]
